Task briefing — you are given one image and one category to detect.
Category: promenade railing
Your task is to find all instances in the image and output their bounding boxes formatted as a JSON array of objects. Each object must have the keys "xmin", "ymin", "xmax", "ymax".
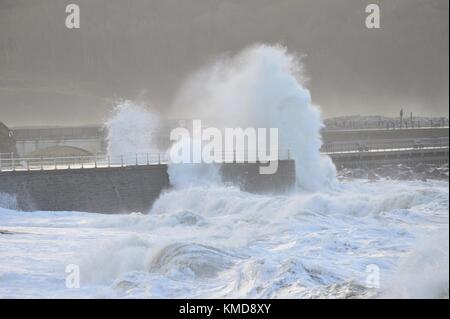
[
  {"xmin": 1, "ymin": 140, "xmax": 448, "ymax": 172},
  {"xmin": 0, "ymin": 149, "xmax": 293, "ymax": 172}
]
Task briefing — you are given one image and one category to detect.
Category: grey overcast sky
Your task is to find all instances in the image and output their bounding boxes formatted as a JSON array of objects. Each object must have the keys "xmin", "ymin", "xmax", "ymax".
[{"xmin": 0, "ymin": 0, "xmax": 448, "ymax": 126}]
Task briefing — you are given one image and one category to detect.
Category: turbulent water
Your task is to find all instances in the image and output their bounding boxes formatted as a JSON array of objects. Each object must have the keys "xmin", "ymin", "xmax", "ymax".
[
  {"xmin": 0, "ymin": 177, "xmax": 448, "ymax": 298},
  {"xmin": 0, "ymin": 45, "xmax": 448, "ymax": 298}
]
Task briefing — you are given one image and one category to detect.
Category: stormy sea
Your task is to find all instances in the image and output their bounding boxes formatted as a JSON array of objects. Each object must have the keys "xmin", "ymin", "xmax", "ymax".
[{"xmin": 1, "ymin": 45, "xmax": 448, "ymax": 299}]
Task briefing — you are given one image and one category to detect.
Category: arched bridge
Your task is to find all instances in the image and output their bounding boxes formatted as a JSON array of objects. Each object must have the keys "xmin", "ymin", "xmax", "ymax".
[{"xmin": 12, "ymin": 126, "xmax": 106, "ymax": 157}]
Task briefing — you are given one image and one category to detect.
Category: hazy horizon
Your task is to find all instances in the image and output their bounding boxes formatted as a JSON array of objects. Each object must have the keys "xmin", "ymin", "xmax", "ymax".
[{"xmin": 0, "ymin": 0, "xmax": 448, "ymax": 126}]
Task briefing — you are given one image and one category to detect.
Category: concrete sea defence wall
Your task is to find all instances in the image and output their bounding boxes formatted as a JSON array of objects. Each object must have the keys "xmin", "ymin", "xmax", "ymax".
[
  {"xmin": 1, "ymin": 149, "xmax": 447, "ymax": 214},
  {"xmin": 0, "ymin": 165, "xmax": 170, "ymax": 213},
  {"xmin": 0, "ymin": 160, "xmax": 296, "ymax": 214}
]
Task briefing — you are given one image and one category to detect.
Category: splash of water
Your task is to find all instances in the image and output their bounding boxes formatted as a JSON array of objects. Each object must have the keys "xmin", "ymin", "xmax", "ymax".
[
  {"xmin": 168, "ymin": 136, "xmax": 222, "ymax": 188},
  {"xmin": 104, "ymin": 100, "xmax": 160, "ymax": 157},
  {"xmin": 103, "ymin": 45, "xmax": 335, "ymax": 191},
  {"xmin": 171, "ymin": 44, "xmax": 336, "ymax": 191}
]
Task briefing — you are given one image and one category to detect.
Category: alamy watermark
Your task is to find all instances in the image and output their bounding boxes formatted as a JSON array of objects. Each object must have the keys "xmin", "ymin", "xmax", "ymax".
[
  {"xmin": 65, "ymin": 264, "xmax": 80, "ymax": 289},
  {"xmin": 365, "ymin": 264, "xmax": 380, "ymax": 289},
  {"xmin": 170, "ymin": 120, "xmax": 279, "ymax": 175},
  {"xmin": 65, "ymin": 3, "xmax": 381, "ymax": 30},
  {"xmin": 365, "ymin": 4, "xmax": 381, "ymax": 29},
  {"xmin": 65, "ymin": 4, "xmax": 80, "ymax": 29}
]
